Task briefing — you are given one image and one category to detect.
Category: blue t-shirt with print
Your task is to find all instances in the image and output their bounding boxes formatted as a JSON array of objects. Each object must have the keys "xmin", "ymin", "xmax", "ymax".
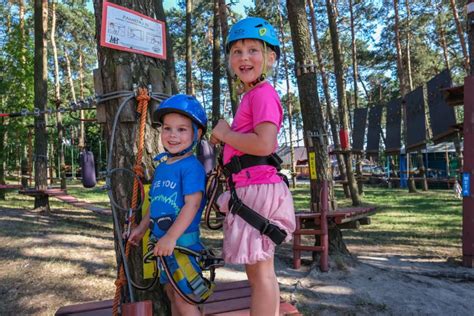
[{"xmin": 149, "ymin": 155, "xmax": 206, "ymax": 246}]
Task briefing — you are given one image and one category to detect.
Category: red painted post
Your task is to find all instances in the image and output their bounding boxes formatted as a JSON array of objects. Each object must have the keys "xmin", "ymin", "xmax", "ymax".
[
  {"xmin": 320, "ymin": 180, "xmax": 329, "ymax": 272},
  {"xmin": 463, "ymin": 0, "xmax": 474, "ymax": 268},
  {"xmin": 293, "ymin": 217, "xmax": 302, "ymax": 269},
  {"xmin": 463, "ymin": 76, "xmax": 474, "ymax": 268}
]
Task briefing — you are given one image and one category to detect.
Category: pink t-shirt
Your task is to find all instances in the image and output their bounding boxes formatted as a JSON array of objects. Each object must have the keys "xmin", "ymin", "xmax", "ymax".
[{"xmin": 223, "ymin": 82, "xmax": 283, "ymax": 188}]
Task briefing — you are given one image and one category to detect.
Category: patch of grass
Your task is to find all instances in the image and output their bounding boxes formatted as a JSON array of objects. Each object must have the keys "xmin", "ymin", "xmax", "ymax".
[{"xmin": 291, "ymin": 185, "xmax": 463, "ymax": 258}]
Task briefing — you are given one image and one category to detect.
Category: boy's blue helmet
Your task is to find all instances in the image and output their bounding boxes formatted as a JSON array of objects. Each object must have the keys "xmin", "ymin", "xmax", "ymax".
[
  {"xmin": 226, "ymin": 17, "xmax": 280, "ymax": 59},
  {"xmin": 154, "ymin": 94, "xmax": 207, "ymax": 133},
  {"xmin": 153, "ymin": 94, "xmax": 208, "ymax": 160}
]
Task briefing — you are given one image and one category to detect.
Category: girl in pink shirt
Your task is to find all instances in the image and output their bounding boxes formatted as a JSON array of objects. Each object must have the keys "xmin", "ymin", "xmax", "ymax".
[{"xmin": 210, "ymin": 17, "xmax": 296, "ymax": 316}]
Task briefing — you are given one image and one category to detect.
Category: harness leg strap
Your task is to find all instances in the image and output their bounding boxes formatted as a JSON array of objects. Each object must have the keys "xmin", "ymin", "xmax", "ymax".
[{"xmin": 229, "ymin": 190, "xmax": 287, "ymax": 245}]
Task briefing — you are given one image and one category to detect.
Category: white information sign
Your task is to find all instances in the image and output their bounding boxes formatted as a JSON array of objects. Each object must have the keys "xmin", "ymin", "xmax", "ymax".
[{"xmin": 100, "ymin": 1, "xmax": 166, "ymax": 59}]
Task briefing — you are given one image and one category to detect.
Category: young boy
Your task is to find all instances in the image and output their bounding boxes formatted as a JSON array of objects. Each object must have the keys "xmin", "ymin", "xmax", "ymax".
[{"xmin": 128, "ymin": 94, "xmax": 208, "ymax": 316}]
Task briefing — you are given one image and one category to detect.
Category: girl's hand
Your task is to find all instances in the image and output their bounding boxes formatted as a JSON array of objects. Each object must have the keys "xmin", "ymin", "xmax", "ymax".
[
  {"xmin": 211, "ymin": 119, "xmax": 231, "ymax": 144},
  {"xmin": 153, "ymin": 234, "xmax": 176, "ymax": 257}
]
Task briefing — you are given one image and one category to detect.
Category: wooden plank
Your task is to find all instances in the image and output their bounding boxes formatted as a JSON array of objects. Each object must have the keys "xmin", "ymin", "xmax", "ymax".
[
  {"xmin": 293, "ymin": 245, "xmax": 324, "ymax": 251},
  {"xmin": 116, "ymin": 65, "xmax": 135, "ymax": 123},
  {"xmin": 0, "ymin": 184, "xmax": 21, "ymax": 189},
  {"xmin": 55, "ymin": 300, "xmax": 112, "ymax": 315}
]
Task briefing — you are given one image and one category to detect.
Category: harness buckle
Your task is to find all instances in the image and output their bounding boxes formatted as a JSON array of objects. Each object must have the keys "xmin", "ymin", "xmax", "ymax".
[
  {"xmin": 189, "ymin": 275, "xmax": 210, "ymax": 298},
  {"xmin": 229, "ymin": 195, "xmax": 244, "ymax": 215},
  {"xmin": 260, "ymin": 220, "xmax": 271, "ymax": 235}
]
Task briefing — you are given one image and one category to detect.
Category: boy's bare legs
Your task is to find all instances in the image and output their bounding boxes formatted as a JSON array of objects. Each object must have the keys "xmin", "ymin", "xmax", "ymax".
[
  {"xmin": 245, "ymin": 256, "xmax": 280, "ymax": 316},
  {"xmin": 165, "ymin": 284, "xmax": 200, "ymax": 316}
]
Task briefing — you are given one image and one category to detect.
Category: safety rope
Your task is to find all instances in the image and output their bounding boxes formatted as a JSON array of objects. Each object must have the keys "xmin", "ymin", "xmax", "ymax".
[
  {"xmin": 204, "ymin": 164, "xmax": 226, "ymax": 230},
  {"xmin": 112, "ymin": 87, "xmax": 150, "ymax": 316},
  {"xmin": 0, "ymin": 97, "xmax": 96, "ymax": 119}
]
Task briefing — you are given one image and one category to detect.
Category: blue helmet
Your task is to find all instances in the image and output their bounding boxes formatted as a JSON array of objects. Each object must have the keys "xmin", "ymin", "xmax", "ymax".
[
  {"xmin": 226, "ymin": 17, "xmax": 280, "ymax": 59},
  {"xmin": 154, "ymin": 94, "xmax": 207, "ymax": 133}
]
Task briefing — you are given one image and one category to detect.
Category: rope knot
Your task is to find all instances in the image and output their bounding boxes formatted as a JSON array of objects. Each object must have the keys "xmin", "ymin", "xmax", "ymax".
[{"xmin": 136, "ymin": 88, "xmax": 150, "ymax": 114}]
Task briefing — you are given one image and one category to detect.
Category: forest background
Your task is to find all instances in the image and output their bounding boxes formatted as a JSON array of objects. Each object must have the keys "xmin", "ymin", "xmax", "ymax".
[{"xmin": 0, "ymin": 0, "xmax": 469, "ymax": 182}]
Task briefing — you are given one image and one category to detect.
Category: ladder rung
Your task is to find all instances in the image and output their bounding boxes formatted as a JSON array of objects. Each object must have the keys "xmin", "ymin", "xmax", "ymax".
[
  {"xmin": 294, "ymin": 229, "xmax": 323, "ymax": 235},
  {"xmin": 293, "ymin": 245, "xmax": 325, "ymax": 251}
]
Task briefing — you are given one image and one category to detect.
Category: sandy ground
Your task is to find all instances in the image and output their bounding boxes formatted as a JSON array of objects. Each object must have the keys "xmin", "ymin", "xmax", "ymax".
[{"xmin": 211, "ymin": 240, "xmax": 474, "ymax": 315}]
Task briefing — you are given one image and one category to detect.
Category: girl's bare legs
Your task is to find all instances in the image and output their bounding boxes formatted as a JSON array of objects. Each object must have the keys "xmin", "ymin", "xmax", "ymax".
[
  {"xmin": 245, "ymin": 256, "xmax": 280, "ymax": 316},
  {"xmin": 165, "ymin": 284, "xmax": 201, "ymax": 316}
]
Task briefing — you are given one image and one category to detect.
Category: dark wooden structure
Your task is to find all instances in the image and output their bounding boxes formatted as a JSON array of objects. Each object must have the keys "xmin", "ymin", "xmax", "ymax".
[
  {"xmin": 55, "ymin": 280, "xmax": 301, "ymax": 315},
  {"xmin": 405, "ymin": 86, "xmax": 427, "ymax": 151},
  {"xmin": 366, "ymin": 105, "xmax": 383, "ymax": 157},
  {"xmin": 351, "ymin": 107, "xmax": 368, "ymax": 151},
  {"xmin": 443, "ymin": 79, "xmax": 473, "ymax": 268}
]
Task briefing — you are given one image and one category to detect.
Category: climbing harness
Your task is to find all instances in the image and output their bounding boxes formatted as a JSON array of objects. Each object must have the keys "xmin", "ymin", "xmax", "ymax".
[
  {"xmin": 143, "ymin": 237, "xmax": 224, "ymax": 305},
  {"xmin": 222, "ymin": 153, "xmax": 288, "ymax": 245}
]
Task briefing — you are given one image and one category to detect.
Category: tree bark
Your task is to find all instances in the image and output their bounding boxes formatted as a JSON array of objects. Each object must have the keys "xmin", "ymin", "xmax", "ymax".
[
  {"xmin": 326, "ymin": 0, "xmax": 360, "ymax": 206},
  {"xmin": 34, "ymin": 0, "xmax": 50, "ymax": 212},
  {"xmin": 93, "ymin": 1, "xmax": 172, "ymax": 313}
]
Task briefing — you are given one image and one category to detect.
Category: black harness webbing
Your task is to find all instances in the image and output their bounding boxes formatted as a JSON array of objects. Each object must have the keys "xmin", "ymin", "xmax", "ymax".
[{"xmin": 222, "ymin": 154, "xmax": 287, "ymax": 245}]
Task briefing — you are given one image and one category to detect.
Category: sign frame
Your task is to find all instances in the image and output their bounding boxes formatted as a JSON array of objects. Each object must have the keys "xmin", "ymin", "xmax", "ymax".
[{"xmin": 100, "ymin": 1, "xmax": 167, "ymax": 60}]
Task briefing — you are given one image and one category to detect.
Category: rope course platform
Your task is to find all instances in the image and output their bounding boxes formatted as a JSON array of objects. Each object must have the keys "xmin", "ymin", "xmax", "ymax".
[
  {"xmin": 0, "ymin": 184, "xmax": 22, "ymax": 190},
  {"xmin": 19, "ymin": 188, "xmax": 111, "ymax": 215},
  {"xmin": 54, "ymin": 280, "xmax": 301, "ymax": 315}
]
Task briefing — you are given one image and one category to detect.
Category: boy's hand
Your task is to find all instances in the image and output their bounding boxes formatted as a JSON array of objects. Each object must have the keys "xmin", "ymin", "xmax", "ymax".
[
  {"xmin": 153, "ymin": 234, "xmax": 176, "ymax": 257},
  {"xmin": 211, "ymin": 119, "xmax": 231, "ymax": 144},
  {"xmin": 127, "ymin": 225, "xmax": 146, "ymax": 246}
]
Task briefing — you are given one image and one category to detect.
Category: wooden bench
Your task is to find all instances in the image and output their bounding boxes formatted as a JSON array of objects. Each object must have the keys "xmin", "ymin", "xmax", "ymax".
[
  {"xmin": 55, "ymin": 280, "xmax": 301, "ymax": 315},
  {"xmin": 293, "ymin": 206, "xmax": 376, "ymax": 269}
]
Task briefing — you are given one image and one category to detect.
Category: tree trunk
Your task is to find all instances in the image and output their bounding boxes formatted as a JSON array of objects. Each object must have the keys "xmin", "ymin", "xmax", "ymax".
[
  {"xmin": 218, "ymin": 0, "xmax": 237, "ymax": 115},
  {"xmin": 436, "ymin": 3, "xmax": 451, "ymax": 71},
  {"xmin": 405, "ymin": 1, "xmax": 413, "ymax": 91},
  {"xmin": 33, "ymin": 0, "xmax": 50, "ymax": 213},
  {"xmin": 393, "ymin": 0, "xmax": 415, "ymax": 193},
  {"xmin": 288, "ymin": 0, "xmax": 350, "ymax": 258},
  {"xmin": 185, "ymin": 0, "xmax": 194, "ymax": 95},
  {"xmin": 278, "ymin": 3, "xmax": 297, "ymax": 188},
  {"xmin": 92, "ymin": 1, "xmax": 171, "ymax": 313},
  {"xmin": 51, "ymin": 0, "xmax": 66, "ymax": 190},
  {"xmin": 326, "ymin": 0, "xmax": 360, "ymax": 206},
  {"xmin": 449, "ymin": 0, "xmax": 470, "ymax": 74},
  {"xmin": 211, "ymin": 0, "xmax": 221, "ymax": 128},
  {"xmin": 0, "ymin": 117, "xmax": 6, "ymax": 200},
  {"xmin": 348, "ymin": 0, "xmax": 364, "ymax": 196},
  {"xmin": 78, "ymin": 51, "xmax": 86, "ymax": 150},
  {"xmin": 308, "ymin": 0, "xmax": 348, "ymax": 200}
]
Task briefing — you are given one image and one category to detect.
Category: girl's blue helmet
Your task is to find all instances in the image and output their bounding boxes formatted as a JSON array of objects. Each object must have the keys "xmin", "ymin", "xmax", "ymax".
[
  {"xmin": 226, "ymin": 17, "xmax": 280, "ymax": 59},
  {"xmin": 154, "ymin": 94, "xmax": 207, "ymax": 133}
]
